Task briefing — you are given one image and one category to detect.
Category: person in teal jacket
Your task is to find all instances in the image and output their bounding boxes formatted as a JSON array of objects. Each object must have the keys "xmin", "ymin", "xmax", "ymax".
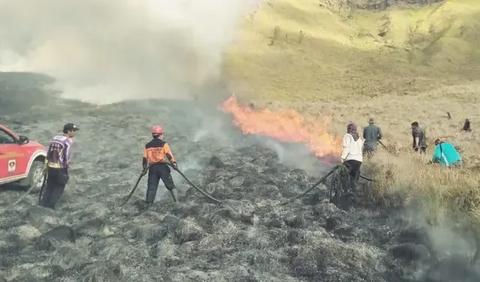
[{"xmin": 432, "ymin": 139, "xmax": 462, "ymax": 167}]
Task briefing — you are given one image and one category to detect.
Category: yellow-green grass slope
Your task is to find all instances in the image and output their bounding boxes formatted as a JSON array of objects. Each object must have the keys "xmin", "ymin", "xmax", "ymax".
[{"xmin": 225, "ymin": 0, "xmax": 480, "ymax": 223}]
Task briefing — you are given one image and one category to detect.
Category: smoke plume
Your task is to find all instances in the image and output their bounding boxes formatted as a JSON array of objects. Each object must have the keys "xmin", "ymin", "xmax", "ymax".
[{"xmin": 0, "ymin": 0, "xmax": 257, "ymax": 104}]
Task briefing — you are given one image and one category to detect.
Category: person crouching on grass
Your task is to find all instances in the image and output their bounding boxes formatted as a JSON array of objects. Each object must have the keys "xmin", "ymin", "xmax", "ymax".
[{"xmin": 431, "ymin": 138, "xmax": 462, "ymax": 167}]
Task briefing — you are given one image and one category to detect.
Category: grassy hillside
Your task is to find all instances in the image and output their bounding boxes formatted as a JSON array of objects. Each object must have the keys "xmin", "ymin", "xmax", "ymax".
[
  {"xmin": 224, "ymin": 0, "xmax": 480, "ymax": 223},
  {"xmin": 226, "ymin": 0, "xmax": 480, "ymax": 102}
]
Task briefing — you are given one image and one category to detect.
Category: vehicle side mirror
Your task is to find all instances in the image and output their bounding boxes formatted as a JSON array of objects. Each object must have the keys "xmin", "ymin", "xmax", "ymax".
[{"xmin": 18, "ymin": 135, "xmax": 29, "ymax": 145}]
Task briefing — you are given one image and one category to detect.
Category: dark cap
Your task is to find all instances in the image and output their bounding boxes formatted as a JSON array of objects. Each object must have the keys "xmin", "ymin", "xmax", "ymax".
[
  {"xmin": 63, "ymin": 123, "xmax": 79, "ymax": 133},
  {"xmin": 434, "ymin": 138, "xmax": 443, "ymax": 145}
]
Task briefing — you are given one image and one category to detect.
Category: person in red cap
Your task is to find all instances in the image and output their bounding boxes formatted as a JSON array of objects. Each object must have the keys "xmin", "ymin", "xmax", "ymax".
[{"xmin": 142, "ymin": 125, "xmax": 178, "ymax": 205}]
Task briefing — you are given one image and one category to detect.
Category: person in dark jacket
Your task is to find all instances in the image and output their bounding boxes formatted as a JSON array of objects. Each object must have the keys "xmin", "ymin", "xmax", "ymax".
[
  {"xmin": 363, "ymin": 118, "xmax": 382, "ymax": 155},
  {"xmin": 411, "ymin": 121, "xmax": 427, "ymax": 153},
  {"xmin": 40, "ymin": 123, "xmax": 79, "ymax": 209},
  {"xmin": 142, "ymin": 125, "xmax": 178, "ymax": 205}
]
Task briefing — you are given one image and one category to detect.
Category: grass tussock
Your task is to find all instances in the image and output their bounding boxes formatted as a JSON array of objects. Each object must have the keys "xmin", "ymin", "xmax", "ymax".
[
  {"xmin": 225, "ymin": 0, "xmax": 480, "ymax": 225},
  {"xmin": 363, "ymin": 148, "xmax": 480, "ymax": 219}
]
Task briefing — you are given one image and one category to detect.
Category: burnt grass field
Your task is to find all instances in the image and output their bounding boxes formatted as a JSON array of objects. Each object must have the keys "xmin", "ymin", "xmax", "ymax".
[{"xmin": 0, "ymin": 72, "xmax": 479, "ymax": 282}]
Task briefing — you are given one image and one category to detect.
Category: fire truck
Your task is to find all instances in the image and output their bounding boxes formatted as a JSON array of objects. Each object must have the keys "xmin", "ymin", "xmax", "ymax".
[{"xmin": 0, "ymin": 124, "xmax": 47, "ymax": 191}]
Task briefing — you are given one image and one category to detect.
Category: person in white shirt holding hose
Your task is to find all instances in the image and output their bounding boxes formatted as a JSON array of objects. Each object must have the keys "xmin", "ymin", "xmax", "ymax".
[{"xmin": 340, "ymin": 122, "xmax": 364, "ymax": 199}]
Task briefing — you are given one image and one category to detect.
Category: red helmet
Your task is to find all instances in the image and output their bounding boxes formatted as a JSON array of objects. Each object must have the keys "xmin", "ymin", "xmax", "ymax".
[{"xmin": 151, "ymin": 125, "xmax": 163, "ymax": 134}]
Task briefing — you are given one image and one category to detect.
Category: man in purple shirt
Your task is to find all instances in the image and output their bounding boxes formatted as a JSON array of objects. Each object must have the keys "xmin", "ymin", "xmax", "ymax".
[{"xmin": 39, "ymin": 123, "xmax": 79, "ymax": 209}]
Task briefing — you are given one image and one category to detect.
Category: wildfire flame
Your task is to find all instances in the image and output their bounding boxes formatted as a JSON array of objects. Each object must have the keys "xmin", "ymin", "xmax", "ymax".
[{"xmin": 221, "ymin": 95, "xmax": 342, "ymax": 160}]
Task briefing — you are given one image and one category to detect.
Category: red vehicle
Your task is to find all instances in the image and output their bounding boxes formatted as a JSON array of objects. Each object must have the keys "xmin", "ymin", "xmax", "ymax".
[{"xmin": 0, "ymin": 124, "xmax": 47, "ymax": 191}]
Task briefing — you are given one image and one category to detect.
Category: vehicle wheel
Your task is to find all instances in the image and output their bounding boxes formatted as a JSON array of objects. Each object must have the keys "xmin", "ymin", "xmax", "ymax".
[{"xmin": 19, "ymin": 160, "xmax": 45, "ymax": 193}]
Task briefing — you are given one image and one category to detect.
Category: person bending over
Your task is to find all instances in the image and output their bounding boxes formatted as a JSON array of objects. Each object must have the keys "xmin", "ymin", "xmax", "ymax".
[{"xmin": 431, "ymin": 138, "xmax": 462, "ymax": 167}]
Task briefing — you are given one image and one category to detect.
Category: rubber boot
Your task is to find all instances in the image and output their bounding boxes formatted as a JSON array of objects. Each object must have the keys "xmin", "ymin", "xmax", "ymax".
[{"xmin": 169, "ymin": 188, "xmax": 178, "ymax": 202}]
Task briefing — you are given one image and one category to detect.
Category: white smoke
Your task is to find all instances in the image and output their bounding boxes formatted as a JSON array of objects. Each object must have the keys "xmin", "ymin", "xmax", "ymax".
[
  {"xmin": 264, "ymin": 139, "xmax": 286, "ymax": 163},
  {"xmin": 0, "ymin": 0, "xmax": 258, "ymax": 104}
]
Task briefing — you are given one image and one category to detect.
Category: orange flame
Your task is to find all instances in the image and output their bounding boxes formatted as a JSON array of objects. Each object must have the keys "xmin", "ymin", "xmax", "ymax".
[{"xmin": 221, "ymin": 95, "xmax": 342, "ymax": 159}]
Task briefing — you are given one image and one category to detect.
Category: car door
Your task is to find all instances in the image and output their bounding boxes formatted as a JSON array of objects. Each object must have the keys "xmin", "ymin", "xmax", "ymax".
[{"xmin": 0, "ymin": 128, "xmax": 23, "ymax": 181}]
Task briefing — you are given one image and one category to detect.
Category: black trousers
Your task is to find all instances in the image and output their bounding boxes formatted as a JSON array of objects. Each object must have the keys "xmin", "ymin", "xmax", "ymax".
[
  {"xmin": 146, "ymin": 163, "xmax": 176, "ymax": 204},
  {"xmin": 343, "ymin": 160, "xmax": 362, "ymax": 192},
  {"xmin": 40, "ymin": 167, "xmax": 69, "ymax": 209}
]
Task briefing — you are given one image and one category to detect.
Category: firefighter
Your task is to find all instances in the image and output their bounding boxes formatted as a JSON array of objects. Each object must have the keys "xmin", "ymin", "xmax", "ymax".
[
  {"xmin": 40, "ymin": 123, "xmax": 79, "ymax": 209},
  {"xmin": 142, "ymin": 125, "xmax": 178, "ymax": 205}
]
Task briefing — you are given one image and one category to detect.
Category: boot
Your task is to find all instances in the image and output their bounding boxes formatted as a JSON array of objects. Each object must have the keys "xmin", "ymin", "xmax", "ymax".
[{"xmin": 169, "ymin": 188, "xmax": 178, "ymax": 202}]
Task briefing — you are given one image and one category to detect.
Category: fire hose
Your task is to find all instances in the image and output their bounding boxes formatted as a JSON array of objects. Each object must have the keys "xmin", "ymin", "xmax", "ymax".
[
  {"xmin": 378, "ymin": 140, "xmax": 395, "ymax": 155},
  {"xmin": 166, "ymin": 163, "xmax": 222, "ymax": 204},
  {"xmin": 119, "ymin": 172, "xmax": 145, "ymax": 207},
  {"xmin": 166, "ymin": 164, "xmax": 238, "ymax": 214},
  {"xmin": 281, "ymin": 164, "xmax": 341, "ymax": 205},
  {"xmin": 38, "ymin": 172, "xmax": 48, "ymax": 204},
  {"xmin": 283, "ymin": 162, "xmax": 376, "ymax": 205},
  {"xmin": 295, "ymin": 164, "xmax": 341, "ymax": 200},
  {"xmin": 120, "ymin": 163, "xmax": 222, "ymax": 207},
  {"xmin": 7, "ymin": 172, "xmax": 47, "ymax": 209}
]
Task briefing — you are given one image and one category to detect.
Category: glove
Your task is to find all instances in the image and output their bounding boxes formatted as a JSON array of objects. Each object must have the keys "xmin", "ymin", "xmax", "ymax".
[
  {"xmin": 171, "ymin": 162, "xmax": 178, "ymax": 170},
  {"xmin": 141, "ymin": 167, "xmax": 148, "ymax": 176}
]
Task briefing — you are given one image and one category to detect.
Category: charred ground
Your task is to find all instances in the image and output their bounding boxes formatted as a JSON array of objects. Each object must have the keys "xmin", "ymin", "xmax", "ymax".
[{"xmin": 0, "ymin": 73, "xmax": 479, "ymax": 282}]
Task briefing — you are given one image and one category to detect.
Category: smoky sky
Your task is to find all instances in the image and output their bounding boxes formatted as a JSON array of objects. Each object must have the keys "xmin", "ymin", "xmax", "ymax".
[{"xmin": 0, "ymin": 0, "xmax": 258, "ymax": 104}]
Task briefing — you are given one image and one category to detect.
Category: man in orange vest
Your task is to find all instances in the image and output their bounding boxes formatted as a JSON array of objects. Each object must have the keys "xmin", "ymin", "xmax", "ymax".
[{"xmin": 142, "ymin": 125, "xmax": 178, "ymax": 205}]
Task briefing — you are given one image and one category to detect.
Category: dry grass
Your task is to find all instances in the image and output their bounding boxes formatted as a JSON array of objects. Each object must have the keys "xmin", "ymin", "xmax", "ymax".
[{"xmin": 225, "ymin": 0, "xmax": 480, "ymax": 223}]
